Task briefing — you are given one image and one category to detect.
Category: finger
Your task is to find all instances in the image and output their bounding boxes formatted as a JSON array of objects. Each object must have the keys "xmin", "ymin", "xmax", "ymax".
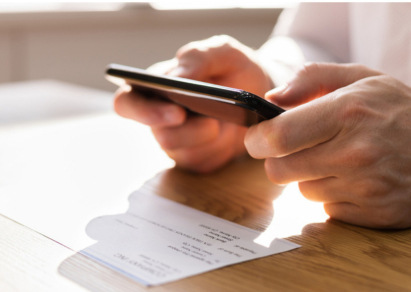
[
  {"xmin": 326, "ymin": 201, "xmax": 411, "ymax": 229},
  {"xmin": 323, "ymin": 202, "xmax": 367, "ymax": 226},
  {"xmin": 259, "ymin": 127, "xmax": 391, "ymax": 185},
  {"xmin": 114, "ymin": 88, "xmax": 186, "ymax": 127},
  {"xmin": 167, "ymin": 122, "xmax": 247, "ymax": 173},
  {"xmin": 245, "ymin": 95, "xmax": 342, "ymax": 158},
  {"xmin": 299, "ymin": 179, "xmax": 404, "ymax": 229},
  {"xmin": 147, "ymin": 58, "xmax": 178, "ymax": 75},
  {"xmin": 152, "ymin": 116, "xmax": 220, "ymax": 150},
  {"xmin": 299, "ymin": 175, "xmax": 393, "ymax": 205},
  {"xmin": 262, "ymin": 139, "xmax": 340, "ymax": 184},
  {"xmin": 266, "ymin": 63, "xmax": 382, "ymax": 107},
  {"xmin": 298, "ymin": 177, "xmax": 349, "ymax": 203},
  {"xmin": 172, "ymin": 35, "xmax": 251, "ymax": 81},
  {"xmin": 323, "ymin": 202, "xmax": 393, "ymax": 229}
]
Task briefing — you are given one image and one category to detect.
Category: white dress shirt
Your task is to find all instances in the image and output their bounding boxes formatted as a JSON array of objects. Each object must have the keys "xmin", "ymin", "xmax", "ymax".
[{"xmin": 259, "ymin": 3, "xmax": 411, "ymax": 86}]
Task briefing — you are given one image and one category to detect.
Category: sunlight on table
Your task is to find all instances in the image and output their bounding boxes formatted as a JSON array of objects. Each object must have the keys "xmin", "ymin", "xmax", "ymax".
[{"xmin": 255, "ymin": 182, "xmax": 328, "ymax": 247}]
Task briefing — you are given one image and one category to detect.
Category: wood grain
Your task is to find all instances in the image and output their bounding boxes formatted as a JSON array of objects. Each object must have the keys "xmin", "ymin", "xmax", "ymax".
[{"xmin": 1, "ymin": 149, "xmax": 411, "ymax": 291}]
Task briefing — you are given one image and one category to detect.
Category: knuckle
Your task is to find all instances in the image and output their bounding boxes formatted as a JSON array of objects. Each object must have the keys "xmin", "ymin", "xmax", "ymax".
[
  {"xmin": 264, "ymin": 121, "xmax": 289, "ymax": 157},
  {"xmin": 264, "ymin": 158, "xmax": 290, "ymax": 185},
  {"xmin": 338, "ymin": 93, "xmax": 371, "ymax": 123},
  {"xmin": 346, "ymin": 63, "xmax": 383, "ymax": 79},
  {"xmin": 339, "ymin": 140, "xmax": 382, "ymax": 168},
  {"xmin": 176, "ymin": 44, "xmax": 206, "ymax": 62},
  {"xmin": 301, "ymin": 62, "xmax": 320, "ymax": 74},
  {"xmin": 355, "ymin": 178, "xmax": 387, "ymax": 200},
  {"xmin": 178, "ymin": 35, "xmax": 235, "ymax": 56},
  {"xmin": 298, "ymin": 62, "xmax": 324, "ymax": 80},
  {"xmin": 210, "ymin": 34, "xmax": 236, "ymax": 45},
  {"xmin": 367, "ymin": 75, "xmax": 405, "ymax": 95},
  {"xmin": 176, "ymin": 41, "xmax": 208, "ymax": 62},
  {"xmin": 298, "ymin": 181, "xmax": 320, "ymax": 201},
  {"xmin": 208, "ymin": 35, "xmax": 245, "ymax": 60}
]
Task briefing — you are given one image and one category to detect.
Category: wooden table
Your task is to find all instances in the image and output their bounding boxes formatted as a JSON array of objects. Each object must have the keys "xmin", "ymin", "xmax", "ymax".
[{"xmin": 0, "ymin": 81, "xmax": 410, "ymax": 292}]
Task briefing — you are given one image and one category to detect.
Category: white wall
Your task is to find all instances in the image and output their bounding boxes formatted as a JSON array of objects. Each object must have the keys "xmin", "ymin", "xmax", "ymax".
[{"xmin": 0, "ymin": 6, "xmax": 281, "ymax": 91}]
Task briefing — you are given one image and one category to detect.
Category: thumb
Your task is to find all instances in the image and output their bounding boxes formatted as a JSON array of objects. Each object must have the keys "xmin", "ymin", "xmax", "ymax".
[{"xmin": 266, "ymin": 63, "xmax": 382, "ymax": 108}]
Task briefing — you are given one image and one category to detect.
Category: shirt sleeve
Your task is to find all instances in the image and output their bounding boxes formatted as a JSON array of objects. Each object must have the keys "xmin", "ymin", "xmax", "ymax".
[{"xmin": 257, "ymin": 3, "xmax": 350, "ymax": 86}]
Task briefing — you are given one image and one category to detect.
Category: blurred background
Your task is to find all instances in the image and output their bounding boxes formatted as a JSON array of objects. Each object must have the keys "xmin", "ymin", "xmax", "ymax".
[{"xmin": 0, "ymin": 2, "xmax": 287, "ymax": 92}]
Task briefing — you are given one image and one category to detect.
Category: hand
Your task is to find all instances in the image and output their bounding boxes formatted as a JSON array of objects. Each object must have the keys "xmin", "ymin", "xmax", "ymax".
[
  {"xmin": 114, "ymin": 35, "xmax": 273, "ymax": 173},
  {"xmin": 245, "ymin": 63, "xmax": 411, "ymax": 229}
]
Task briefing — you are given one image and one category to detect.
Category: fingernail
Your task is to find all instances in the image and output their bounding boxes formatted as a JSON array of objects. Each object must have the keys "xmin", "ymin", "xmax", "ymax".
[
  {"xmin": 265, "ymin": 85, "xmax": 289, "ymax": 103},
  {"xmin": 266, "ymin": 84, "xmax": 287, "ymax": 97}
]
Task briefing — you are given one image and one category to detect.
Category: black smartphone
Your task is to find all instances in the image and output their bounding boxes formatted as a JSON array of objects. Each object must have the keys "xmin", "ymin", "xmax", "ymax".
[{"xmin": 105, "ymin": 63, "xmax": 284, "ymax": 127}]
